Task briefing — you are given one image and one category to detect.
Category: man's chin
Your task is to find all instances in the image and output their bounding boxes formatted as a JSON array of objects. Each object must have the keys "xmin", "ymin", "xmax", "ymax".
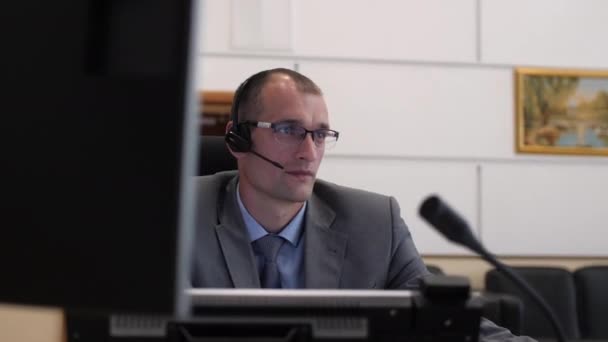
[{"xmin": 284, "ymin": 186, "xmax": 314, "ymax": 203}]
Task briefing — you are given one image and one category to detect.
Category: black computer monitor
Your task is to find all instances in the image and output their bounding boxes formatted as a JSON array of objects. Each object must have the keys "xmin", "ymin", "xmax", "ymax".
[{"xmin": 1, "ymin": 0, "xmax": 200, "ymax": 316}]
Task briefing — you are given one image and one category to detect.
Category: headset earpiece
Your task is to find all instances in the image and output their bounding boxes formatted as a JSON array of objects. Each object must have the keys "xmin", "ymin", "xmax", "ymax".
[
  {"xmin": 226, "ymin": 69, "xmax": 274, "ymax": 155},
  {"xmin": 225, "ymin": 129, "xmax": 251, "ymax": 153},
  {"xmin": 226, "ymin": 75, "xmax": 253, "ymax": 153}
]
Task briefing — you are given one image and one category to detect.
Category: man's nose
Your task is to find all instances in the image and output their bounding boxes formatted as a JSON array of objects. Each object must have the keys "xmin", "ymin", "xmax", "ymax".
[{"xmin": 296, "ymin": 133, "xmax": 318, "ymax": 160}]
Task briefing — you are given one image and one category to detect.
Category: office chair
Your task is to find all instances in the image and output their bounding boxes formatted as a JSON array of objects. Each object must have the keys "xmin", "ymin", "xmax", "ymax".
[
  {"xmin": 422, "ymin": 264, "xmax": 523, "ymax": 334},
  {"xmin": 574, "ymin": 265, "xmax": 608, "ymax": 339},
  {"xmin": 476, "ymin": 292, "xmax": 524, "ymax": 335},
  {"xmin": 198, "ymin": 135, "xmax": 237, "ymax": 176},
  {"xmin": 485, "ymin": 266, "xmax": 580, "ymax": 339}
]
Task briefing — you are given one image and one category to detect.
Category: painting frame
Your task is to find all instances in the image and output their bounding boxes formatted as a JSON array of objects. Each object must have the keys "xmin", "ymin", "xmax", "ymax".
[{"xmin": 516, "ymin": 67, "xmax": 608, "ymax": 156}]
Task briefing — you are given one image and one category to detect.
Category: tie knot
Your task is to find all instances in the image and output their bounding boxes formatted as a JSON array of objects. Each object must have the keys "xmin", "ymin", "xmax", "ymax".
[{"xmin": 253, "ymin": 235, "xmax": 285, "ymax": 262}]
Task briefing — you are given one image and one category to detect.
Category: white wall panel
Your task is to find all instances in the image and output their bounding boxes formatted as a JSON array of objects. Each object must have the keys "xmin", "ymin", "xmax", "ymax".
[
  {"xmin": 197, "ymin": 57, "xmax": 293, "ymax": 90},
  {"xmin": 481, "ymin": 0, "xmax": 608, "ymax": 68},
  {"xmin": 300, "ymin": 61, "xmax": 515, "ymax": 159},
  {"xmin": 318, "ymin": 157, "xmax": 478, "ymax": 255},
  {"xmin": 231, "ymin": 0, "xmax": 293, "ymax": 51},
  {"xmin": 294, "ymin": 0, "xmax": 477, "ymax": 62},
  {"xmin": 482, "ymin": 163, "xmax": 608, "ymax": 256},
  {"xmin": 201, "ymin": 0, "xmax": 294, "ymax": 54},
  {"xmin": 199, "ymin": 0, "xmax": 231, "ymax": 53}
]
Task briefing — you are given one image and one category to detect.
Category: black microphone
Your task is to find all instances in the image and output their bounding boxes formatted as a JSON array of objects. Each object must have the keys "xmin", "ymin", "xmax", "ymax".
[
  {"xmin": 249, "ymin": 150, "xmax": 284, "ymax": 169},
  {"xmin": 419, "ymin": 195, "xmax": 567, "ymax": 342}
]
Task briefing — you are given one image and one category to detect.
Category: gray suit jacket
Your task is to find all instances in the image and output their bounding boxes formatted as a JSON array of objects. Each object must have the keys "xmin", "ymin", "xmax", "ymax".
[
  {"xmin": 190, "ymin": 171, "xmax": 536, "ymax": 342},
  {"xmin": 191, "ymin": 170, "xmax": 427, "ymax": 289}
]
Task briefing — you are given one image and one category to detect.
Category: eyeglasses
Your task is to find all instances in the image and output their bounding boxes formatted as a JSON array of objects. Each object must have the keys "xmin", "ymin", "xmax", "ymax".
[{"xmin": 241, "ymin": 120, "xmax": 340, "ymax": 149}]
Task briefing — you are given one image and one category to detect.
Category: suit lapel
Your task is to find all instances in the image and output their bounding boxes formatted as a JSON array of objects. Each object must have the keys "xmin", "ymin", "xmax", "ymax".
[
  {"xmin": 304, "ymin": 193, "xmax": 347, "ymax": 288},
  {"xmin": 215, "ymin": 177, "xmax": 260, "ymax": 288}
]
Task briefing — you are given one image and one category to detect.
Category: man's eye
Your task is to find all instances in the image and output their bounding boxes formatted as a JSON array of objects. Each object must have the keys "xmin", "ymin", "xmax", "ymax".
[
  {"xmin": 314, "ymin": 130, "xmax": 328, "ymax": 139},
  {"xmin": 276, "ymin": 125, "xmax": 298, "ymax": 135}
]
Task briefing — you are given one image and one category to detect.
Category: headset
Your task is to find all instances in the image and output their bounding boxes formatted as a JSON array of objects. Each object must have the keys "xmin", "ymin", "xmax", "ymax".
[
  {"xmin": 224, "ymin": 70, "xmax": 285, "ymax": 169},
  {"xmin": 225, "ymin": 71, "xmax": 264, "ymax": 153}
]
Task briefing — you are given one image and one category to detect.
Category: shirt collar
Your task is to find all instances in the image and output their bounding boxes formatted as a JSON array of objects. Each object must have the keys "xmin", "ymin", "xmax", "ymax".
[{"xmin": 236, "ymin": 183, "xmax": 306, "ymax": 247}]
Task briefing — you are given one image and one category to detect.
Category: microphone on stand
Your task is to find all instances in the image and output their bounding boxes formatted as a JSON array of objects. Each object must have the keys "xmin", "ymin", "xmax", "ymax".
[{"xmin": 419, "ymin": 195, "xmax": 567, "ymax": 342}]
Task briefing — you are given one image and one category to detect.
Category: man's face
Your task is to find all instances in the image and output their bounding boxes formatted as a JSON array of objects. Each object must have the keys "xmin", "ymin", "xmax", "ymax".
[{"xmin": 238, "ymin": 76, "xmax": 329, "ymax": 204}]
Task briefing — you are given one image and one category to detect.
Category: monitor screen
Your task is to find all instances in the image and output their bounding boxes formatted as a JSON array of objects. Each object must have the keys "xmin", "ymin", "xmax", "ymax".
[{"xmin": 0, "ymin": 0, "xmax": 200, "ymax": 315}]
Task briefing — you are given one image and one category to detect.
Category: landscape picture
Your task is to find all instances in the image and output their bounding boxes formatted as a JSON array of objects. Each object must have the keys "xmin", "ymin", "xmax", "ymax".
[{"xmin": 516, "ymin": 68, "xmax": 608, "ymax": 156}]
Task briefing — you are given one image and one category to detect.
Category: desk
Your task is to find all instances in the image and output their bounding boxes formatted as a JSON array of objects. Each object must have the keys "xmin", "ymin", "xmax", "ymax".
[{"xmin": 0, "ymin": 304, "xmax": 65, "ymax": 342}]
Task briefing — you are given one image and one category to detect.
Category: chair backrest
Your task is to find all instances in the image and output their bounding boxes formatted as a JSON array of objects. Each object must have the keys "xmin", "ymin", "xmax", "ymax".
[
  {"xmin": 475, "ymin": 292, "xmax": 524, "ymax": 336},
  {"xmin": 574, "ymin": 266, "xmax": 608, "ymax": 339},
  {"xmin": 485, "ymin": 267, "xmax": 579, "ymax": 339},
  {"xmin": 198, "ymin": 135, "xmax": 237, "ymax": 176}
]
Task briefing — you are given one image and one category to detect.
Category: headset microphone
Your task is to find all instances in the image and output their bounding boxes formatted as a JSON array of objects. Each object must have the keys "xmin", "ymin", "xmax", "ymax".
[
  {"xmin": 249, "ymin": 150, "xmax": 284, "ymax": 169},
  {"xmin": 225, "ymin": 131, "xmax": 284, "ymax": 169}
]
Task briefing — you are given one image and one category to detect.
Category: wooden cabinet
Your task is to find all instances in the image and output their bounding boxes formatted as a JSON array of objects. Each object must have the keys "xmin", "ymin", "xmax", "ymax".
[{"xmin": 200, "ymin": 91, "xmax": 233, "ymax": 136}]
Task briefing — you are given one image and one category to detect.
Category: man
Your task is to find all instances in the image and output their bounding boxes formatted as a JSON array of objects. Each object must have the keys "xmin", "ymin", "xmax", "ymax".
[{"xmin": 191, "ymin": 68, "xmax": 535, "ymax": 341}]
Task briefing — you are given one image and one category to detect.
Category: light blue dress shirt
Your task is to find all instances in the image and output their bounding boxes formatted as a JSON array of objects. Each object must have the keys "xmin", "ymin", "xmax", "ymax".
[{"xmin": 236, "ymin": 184, "xmax": 306, "ymax": 288}]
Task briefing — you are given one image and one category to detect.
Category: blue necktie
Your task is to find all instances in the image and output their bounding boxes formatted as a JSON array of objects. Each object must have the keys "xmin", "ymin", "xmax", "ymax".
[{"xmin": 253, "ymin": 235, "xmax": 285, "ymax": 288}]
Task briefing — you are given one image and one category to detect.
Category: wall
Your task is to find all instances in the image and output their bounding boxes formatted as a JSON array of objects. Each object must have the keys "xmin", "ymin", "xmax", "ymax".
[{"xmin": 197, "ymin": 0, "xmax": 608, "ymax": 258}]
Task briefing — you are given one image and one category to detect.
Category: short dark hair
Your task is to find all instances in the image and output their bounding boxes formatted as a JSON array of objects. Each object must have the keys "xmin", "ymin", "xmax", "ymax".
[{"xmin": 232, "ymin": 68, "xmax": 323, "ymax": 122}]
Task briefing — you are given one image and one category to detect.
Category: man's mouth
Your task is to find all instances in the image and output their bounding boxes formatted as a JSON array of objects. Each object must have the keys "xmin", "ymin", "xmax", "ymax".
[{"xmin": 285, "ymin": 170, "xmax": 315, "ymax": 178}]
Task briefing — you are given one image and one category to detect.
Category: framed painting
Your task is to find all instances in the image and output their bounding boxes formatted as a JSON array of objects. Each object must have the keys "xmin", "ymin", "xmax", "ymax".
[{"xmin": 516, "ymin": 68, "xmax": 608, "ymax": 156}]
